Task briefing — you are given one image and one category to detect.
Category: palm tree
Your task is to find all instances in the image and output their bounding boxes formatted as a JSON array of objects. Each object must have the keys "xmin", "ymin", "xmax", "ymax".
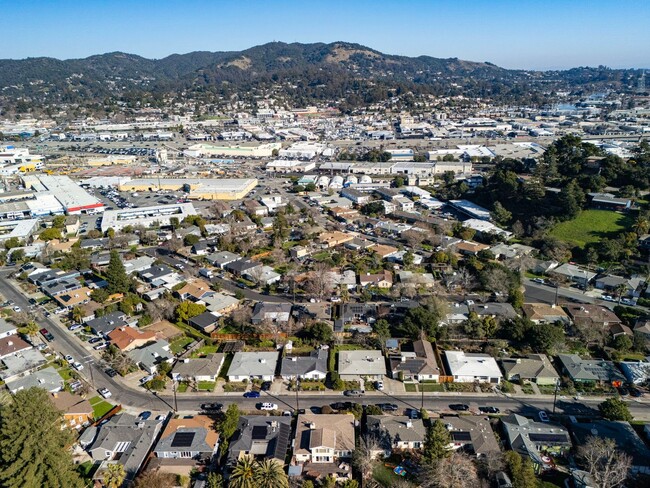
[
  {"xmin": 103, "ymin": 463, "xmax": 126, "ymax": 488},
  {"xmin": 71, "ymin": 306, "xmax": 84, "ymax": 324},
  {"xmin": 254, "ymin": 459, "xmax": 288, "ymax": 488},
  {"xmin": 633, "ymin": 215, "xmax": 649, "ymax": 236},
  {"xmin": 18, "ymin": 320, "xmax": 39, "ymax": 338},
  {"xmin": 229, "ymin": 455, "xmax": 256, "ymax": 488}
]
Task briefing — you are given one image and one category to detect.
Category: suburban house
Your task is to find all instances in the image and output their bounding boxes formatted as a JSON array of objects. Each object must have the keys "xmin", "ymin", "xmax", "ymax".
[
  {"xmin": 171, "ymin": 354, "xmax": 225, "ymax": 383},
  {"xmin": 85, "ymin": 413, "xmax": 164, "ymax": 484},
  {"xmin": 444, "ymin": 416, "xmax": 501, "ymax": 457},
  {"xmin": 564, "ymin": 304, "xmax": 622, "ymax": 329},
  {"xmin": 128, "ymin": 340, "xmax": 173, "ymax": 374},
  {"xmin": 107, "ymin": 327, "xmax": 157, "ymax": 352},
  {"xmin": 521, "ymin": 304, "xmax": 570, "ymax": 325},
  {"xmin": 0, "ymin": 334, "xmax": 32, "ymax": 360},
  {"xmin": 227, "ymin": 351, "xmax": 278, "ymax": 382},
  {"xmin": 594, "ymin": 275, "xmax": 644, "ymax": 298},
  {"xmin": 372, "ymin": 244, "xmax": 399, "ymax": 259},
  {"xmin": 556, "ymin": 354, "xmax": 626, "ymax": 385},
  {"xmin": 397, "ymin": 271, "xmax": 436, "ymax": 288},
  {"xmin": 224, "ymin": 259, "xmax": 262, "ymax": 278},
  {"xmin": 443, "ymin": 303, "xmax": 470, "ymax": 325},
  {"xmin": 501, "ymin": 414, "xmax": 571, "ymax": 471},
  {"xmin": 0, "ymin": 349, "xmax": 48, "ymax": 383},
  {"xmin": 500, "ymin": 355, "xmax": 560, "ymax": 386},
  {"xmin": 358, "ymin": 270, "xmax": 393, "ymax": 289},
  {"xmin": 6, "ymin": 366, "xmax": 64, "ymax": 394},
  {"xmin": 87, "ymin": 311, "xmax": 135, "ymax": 336},
  {"xmin": 50, "ymin": 391, "xmax": 94, "ymax": 430},
  {"xmin": 227, "ymin": 416, "xmax": 292, "ymax": 467},
  {"xmin": 0, "ymin": 318, "xmax": 17, "ymax": 339},
  {"xmin": 251, "ymin": 302, "xmax": 292, "ymax": 325},
  {"xmin": 189, "ymin": 311, "xmax": 221, "ymax": 333},
  {"xmin": 338, "ymin": 350, "xmax": 387, "ymax": 381},
  {"xmin": 367, "ymin": 416, "xmax": 426, "ymax": 457},
  {"xmin": 54, "ymin": 286, "xmax": 92, "ymax": 310},
  {"xmin": 152, "ymin": 415, "xmax": 219, "ymax": 474},
  {"xmin": 292, "ymin": 414, "xmax": 355, "ymax": 481},
  {"xmin": 318, "ymin": 231, "xmax": 354, "ymax": 248},
  {"xmin": 280, "ymin": 348, "xmax": 328, "ymax": 380},
  {"xmin": 203, "ymin": 293, "xmax": 240, "ymax": 315},
  {"xmin": 243, "ymin": 266, "xmax": 281, "ymax": 286},
  {"xmin": 175, "ymin": 278, "xmax": 214, "ymax": 302},
  {"xmin": 444, "ymin": 350, "xmax": 503, "ymax": 384},
  {"xmin": 138, "ymin": 265, "xmax": 177, "ymax": 285},
  {"xmin": 570, "ymin": 421, "xmax": 650, "ymax": 474},
  {"xmin": 469, "ymin": 303, "xmax": 518, "ymax": 321},
  {"xmin": 206, "ymin": 251, "xmax": 242, "ymax": 269},
  {"xmin": 389, "ymin": 339, "xmax": 441, "ymax": 382}
]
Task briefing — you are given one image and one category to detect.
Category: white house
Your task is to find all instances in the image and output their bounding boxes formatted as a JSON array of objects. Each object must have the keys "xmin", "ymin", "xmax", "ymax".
[
  {"xmin": 444, "ymin": 350, "xmax": 503, "ymax": 384},
  {"xmin": 227, "ymin": 351, "xmax": 278, "ymax": 382}
]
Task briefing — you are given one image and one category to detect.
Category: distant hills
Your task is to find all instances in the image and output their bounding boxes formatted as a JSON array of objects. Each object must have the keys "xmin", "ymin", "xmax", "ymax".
[{"xmin": 0, "ymin": 42, "xmax": 642, "ymax": 110}]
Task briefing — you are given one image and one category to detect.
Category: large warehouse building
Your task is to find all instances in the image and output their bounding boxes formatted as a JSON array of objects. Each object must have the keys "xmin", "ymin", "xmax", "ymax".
[
  {"xmin": 22, "ymin": 175, "xmax": 105, "ymax": 215},
  {"xmin": 118, "ymin": 178, "xmax": 257, "ymax": 201},
  {"xmin": 183, "ymin": 142, "xmax": 281, "ymax": 159},
  {"xmin": 101, "ymin": 203, "xmax": 197, "ymax": 232}
]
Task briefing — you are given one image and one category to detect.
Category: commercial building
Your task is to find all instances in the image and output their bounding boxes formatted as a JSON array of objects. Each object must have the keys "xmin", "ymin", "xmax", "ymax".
[
  {"xmin": 265, "ymin": 160, "xmax": 316, "ymax": 173},
  {"xmin": 118, "ymin": 178, "xmax": 257, "ymax": 201},
  {"xmin": 100, "ymin": 203, "xmax": 197, "ymax": 232},
  {"xmin": 0, "ymin": 219, "xmax": 40, "ymax": 244},
  {"xmin": 448, "ymin": 199, "xmax": 492, "ymax": 221},
  {"xmin": 23, "ymin": 175, "xmax": 104, "ymax": 214},
  {"xmin": 183, "ymin": 142, "xmax": 281, "ymax": 159}
]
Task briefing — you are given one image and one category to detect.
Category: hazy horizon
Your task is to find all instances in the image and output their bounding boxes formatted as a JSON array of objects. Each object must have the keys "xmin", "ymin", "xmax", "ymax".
[{"xmin": 2, "ymin": 0, "xmax": 648, "ymax": 70}]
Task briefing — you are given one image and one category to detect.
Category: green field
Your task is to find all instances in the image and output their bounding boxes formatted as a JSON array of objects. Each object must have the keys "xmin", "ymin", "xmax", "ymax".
[
  {"xmin": 549, "ymin": 210, "xmax": 633, "ymax": 248},
  {"xmin": 89, "ymin": 396, "xmax": 114, "ymax": 419}
]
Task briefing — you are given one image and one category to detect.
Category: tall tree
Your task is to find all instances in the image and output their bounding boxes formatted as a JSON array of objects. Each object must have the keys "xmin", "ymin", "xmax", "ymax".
[
  {"xmin": 229, "ymin": 455, "xmax": 256, "ymax": 488},
  {"xmin": 254, "ymin": 459, "xmax": 289, "ymax": 488},
  {"xmin": 504, "ymin": 451, "xmax": 538, "ymax": 488},
  {"xmin": 0, "ymin": 388, "xmax": 84, "ymax": 488},
  {"xmin": 578, "ymin": 437, "xmax": 630, "ymax": 488},
  {"xmin": 423, "ymin": 419, "xmax": 451, "ymax": 462},
  {"xmin": 598, "ymin": 397, "xmax": 632, "ymax": 421},
  {"xmin": 106, "ymin": 250, "xmax": 130, "ymax": 294},
  {"xmin": 420, "ymin": 452, "xmax": 479, "ymax": 488},
  {"xmin": 103, "ymin": 463, "xmax": 126, "ymax": 488},
  {"xmin": 217, "ymin": 404, "xmax": 240, "ymax": 455}
]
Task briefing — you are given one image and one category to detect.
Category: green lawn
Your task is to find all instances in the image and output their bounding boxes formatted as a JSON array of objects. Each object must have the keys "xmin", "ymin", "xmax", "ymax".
[
  {"xmin": 420, "ymin": 383, "xmax": 445, "ymax": 392},
  {"xmin": 404, "ymin": 383, "xmax": 417, "ymax": 392},
  {"xmin": 169, "ymin": 336, "xmax": 194, "ymax": 355},
  {"xmin": 197, "ymin": 381, "xmax": 216, "ymax": 392},
  {"xmin": 191, "ymin": 345, "xmax": 220, "ymax": 358},
  {"xmin": 88, "ymin": 396, "xmax": 114, "ymax": 419},
  {"xmin": 549, "ymin": 210, "xmax": 633, "ymax": 248}
]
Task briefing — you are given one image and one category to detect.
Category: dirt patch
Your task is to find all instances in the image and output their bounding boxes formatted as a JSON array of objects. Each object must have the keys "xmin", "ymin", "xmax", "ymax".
[
  {"xmin": 225, "ymin": 56, "xmax": 252, "ymax": 69},
  {"xmin": 325, "ymin": 46, "xmax": 381, "ymax": 63}
]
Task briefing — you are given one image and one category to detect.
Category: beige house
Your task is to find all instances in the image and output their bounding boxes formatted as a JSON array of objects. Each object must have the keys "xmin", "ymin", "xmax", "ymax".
[
  {"xmin": 293, "ymin": 414, "xmax": 355, "ymax": 481},
  {"xmin": 522, "ymin": 303, "xmax": 570, "ymax": 324},
  {"xmin": 501, "ymin": 354, "xmax": 560, "ymax": 386}
]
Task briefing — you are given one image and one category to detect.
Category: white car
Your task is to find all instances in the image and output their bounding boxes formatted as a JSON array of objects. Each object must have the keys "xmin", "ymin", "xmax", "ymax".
[
  {"xmin": 64, "ymin": 355, "xmax": 74, "ymax": 364},
  {"xmin": 375, "ymin": 381, "xmax": 384, "ymax": 391},
  {"xmin": 98, "ymin": 388, "xmax": 112, "ymax": 399},
  {"xmin": 258, "ymin": 403, "xmax": 278, "ymax": 411},
  {"xmin": 12, "ymin": 306, "xmax": 21, "ymax": 313},
  {"xmin": 72, "ymin": 362, "xmax": 84, "ymax": 371}
]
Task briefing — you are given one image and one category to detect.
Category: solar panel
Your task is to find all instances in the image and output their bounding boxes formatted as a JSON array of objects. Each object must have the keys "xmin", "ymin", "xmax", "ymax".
[
  {"xmin": 171, "ymin": 432, "xmax": 196, "ymax": 448},
  {"xmin": 451, "ymin": 431, "xmax": 472, "ymax": 441},
  {"xmin": 252, "ymin": 426, "xmax": 268, "ymax": 440},
  {"xmin": 528, "ymin": 433, "xmax": 568, "ymax": 443}
]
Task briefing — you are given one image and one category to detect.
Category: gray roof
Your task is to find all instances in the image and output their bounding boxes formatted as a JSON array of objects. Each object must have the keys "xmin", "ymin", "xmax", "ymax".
[
  {"xmin": 501, "ymin": 355, "xmax": 559, "ymax": 382},
  {"xmin": 280, "ymin": 349, "xmax": 328, "ymax": 377},
  {"xmin": 502, "ymin": 414, "xmax": 571, "ymax": 466},
  {"xmin": 443, "ymin": 416, "xmax": 502, "ymax": 456},
  {"xmin": 206, "ymin": 251, "xmax": 241, "ymax": 267},
  {"xmin": 367, "ymin": 416, "xmax": 426, "ymax": 447},
  {"xmin": 338, "ymin": 350, "xmax": 387, "ymax": 376},
  {"xmin": 172, "ymin": 353, "xmax": 225, "ymax": 379},
  {"xmin": 0, "ymin": 318, "xmax": 17, "ymax": 336},
  {"xmin": 189, "ymin": 311, "xmax": 220, "ymax": 331},
  {"xmin": 227, "ymin": 351, "xmax": 278, "ymax": 378},
  {"xmin": 556, "ymin": 354, "xmax": 625, "ymax": 383},
  {"xmin": 128, "ymin": 340, "xmax": 172, "ymax": 371},
  {"xmin": 6, "ymin": 366, "xmax": 64, "ymax": 393},
  {"xmin": 138, "ymin": 265, "xmax": 175, "ymax": 282},
  {"xmin": 227, "ymin": 416, "xmax": 292, "ymax": 466},
  {"xmin": 469, "ymin": 302, "xmax": 518, "ymax": 319},
  {"xmin": 87, "ymin": 311, "xmax": 129, "ymax": 335},
  {"xmin": 89, "ymin": 413, "xmax": 164, "ymax": 481},
  {"xmin": 0, "ymin": 348, "xmax": 48, "ymax": 381},
  {"xmin": 252, "ymin": 302, "xmax": 292, "ymax": 323}
]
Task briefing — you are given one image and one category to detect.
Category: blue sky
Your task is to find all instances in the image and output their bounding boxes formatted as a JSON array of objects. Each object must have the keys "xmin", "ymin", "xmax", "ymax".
[{"xmin": 1, "ymin": 0, "xmax": 647, "ymax": 69}]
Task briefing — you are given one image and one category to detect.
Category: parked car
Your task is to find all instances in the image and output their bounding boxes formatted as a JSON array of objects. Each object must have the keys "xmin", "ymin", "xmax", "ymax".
[
  {"xmin": 139, "ymin": 411, "xmax": 152, "ymax": 420},
  {"xmin": 243, "ymin": 391, "xmax": 261, "ymax": 398},
  {"xmin": 200, "ymin": 403, "xmax": 223, "ymax": 412},
  {"xmin": 532, "ymin": 278, "xmax": 545, "ymax": 284},
  {"xmin": 64, "ymin": 355, "xmax": 74, "ymax": 364},
  {"xmin": 630, "ymin": 387, "xmax": 643, "ymax": 398},
  {"xmin": 261, "ymin": 381, "xmax": 272, "ymax": 391},
  {"xmin": 98, "ymin": 388, "xmax": 112, "ymax": 399},
  {"xmin": 617, "ymin": 387, "xmax": 629, "ymax": 397},
  {"xmin": 538, "ymin": 411, "xmax": 550, "ymax": 422},
  {"xmin": 406, "ymin": 408, "xmax": 420, "ymax": 419},
  {"xmin": 40, "ymin": 328, "xmax": 54, "ymax": 341},
  {"xmin": 449, "ymin": 404, "xmax": 470, "ymax": 412},
  {"xmin": 343, "ymin": 390, "xmax": 364, "ymax": 397},
  {"xmin": 69, "ymin": 323, "xmax": 83, "ymax": 331},
  {"xmin": 479, "ymin": 406, "xmax": 500, "ymax": 414},
  {"xmin": 105, "ymin": 368, "xmax": 118, "ymax": 378},
  {"xmin": 94, "ymin": 342, "xmax": 109, "ymax": 351},
  {"xmin": 72, "ymin": 362, "xmax": 84, "ymax": 371},
  {"xmin": 258, "ymin": 403, "xmax": 278, "ymax": 411},
  {"xmin": 12, "ymin": 306, "xmax": 22, "ymax": 313},
  {"xmin": 88, "ymin": 337, "xmax": 103, "ymax": 344},
  {"xmin": 374, "ymin": 380, "xmax": 384, "ymax": 391},
  {"xmin": 376, "ymin": 403, "xmax": 398, "ymax": 412}
]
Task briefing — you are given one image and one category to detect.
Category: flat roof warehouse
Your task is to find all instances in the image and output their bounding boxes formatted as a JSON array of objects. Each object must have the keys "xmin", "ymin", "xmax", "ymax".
[
  {"xmin": 118, "ymin": 178, "xmax": 258, "ymax": 201},
  {"xmin": 22, "ymin": 175, "xmax": 104, "ymax": 214}
]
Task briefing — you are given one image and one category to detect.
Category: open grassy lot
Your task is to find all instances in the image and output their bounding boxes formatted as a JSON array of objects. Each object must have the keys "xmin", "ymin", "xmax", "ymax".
[
  {"xmin": 549, "ymin": 210, "xmax": 633, "ymax": 248},
  {"xmin": 89, "ymin": 396, "xmax": 114, "ymax": 419},
  {"xmin": 169, "ymin": 336, "xmax": 194, "ymax": 355}
]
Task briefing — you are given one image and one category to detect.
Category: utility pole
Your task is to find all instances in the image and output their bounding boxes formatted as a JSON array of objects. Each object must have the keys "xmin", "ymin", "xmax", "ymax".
[
  {"xmin": 295, "ymin": 378, "xmax": 301, "ymax": 412},
  {"xmin": 172, "ymin": 379, "xmax": 178, "ymax": 413},
  {"xmin": 552, "ymin": 379, "xmax": 560, "ymax": 414}
]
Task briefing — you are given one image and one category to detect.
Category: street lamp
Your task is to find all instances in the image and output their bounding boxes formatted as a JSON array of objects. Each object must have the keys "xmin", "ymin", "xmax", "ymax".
[
  {"xmin": 295, "ymin": 377, "xmax": 301, "ymax": 412},
  {"xmin": 552, "ymin": 378, "xmax": 560, "ymax": 414}
]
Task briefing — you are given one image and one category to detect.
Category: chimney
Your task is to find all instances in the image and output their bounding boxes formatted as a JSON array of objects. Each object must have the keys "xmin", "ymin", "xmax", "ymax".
[
  {"xmin": 259, "ymin": 358, "xmax": 266, "ymax": 363},
  {"xmin": 406, "ymin": 420, "xmax": 413, "ymax": 429},
  {"xmin": 309, "ymin": 422, "xmax": 316, "ymax": 430}
]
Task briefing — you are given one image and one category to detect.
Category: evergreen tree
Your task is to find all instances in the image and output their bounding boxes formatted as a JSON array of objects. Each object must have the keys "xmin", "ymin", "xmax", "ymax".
[
  {"xmin": 423, "ymin": 419, "xmax": 451, "ymax": 462},
  {"xmin": 0, "ymin": 388, "xmax": 84, "ymax": 488},
  {"xmin": 598, "ymin": 397, "xmax": 632, "ymax": 421},
  {"xmin": 103, "ymin": 463, "xmax": 126, "ymax": 488},
  {"xmin": 106, "ymin": 250, "xmax": 130, "ymax": 294},
  {"xmin": 504, "ymin": 451, "xmax": 538, "ymax": 488}
]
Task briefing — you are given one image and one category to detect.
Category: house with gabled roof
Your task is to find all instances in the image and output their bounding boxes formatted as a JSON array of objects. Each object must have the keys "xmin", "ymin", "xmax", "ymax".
[
  {"xmin": 556, "ymin": 354, "xmax": 625, "ymax": 385},
  {"xmin": 227, "ymin": 416, "xmax": 292, "ymax": 468},
  {"xmin": 152, "ymin": 415, "xmax": 220, "ymax": 469},
  {"xmin": 389, "ymin": 339, "xmax": 441, "ymax": 382},
  {"xmin": 367, "ymin": 416, "xmax": 426, "ymax": 457},
  {"xmin": 445, "ymin": 350, "xmax": 503, "ymax": 384},
  {"xmin": 280, "ymin": 348, "xmax": 328, "ymax": 380},
  {"xmin": 444, "ymin": 415, "xmax": 501, "ymax": 458}
]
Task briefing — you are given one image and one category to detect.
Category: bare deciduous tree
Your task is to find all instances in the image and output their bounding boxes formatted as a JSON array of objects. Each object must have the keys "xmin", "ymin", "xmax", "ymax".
[
  {"xmin": 578, "ymin": 437, "xmax": 631, "ymax": 488},
  {"xmin": 403, "ymin": 229, "xmax": 425, "ymax": 249},
  {"xmin": 420, "ymin": 452, "xmax": 479, "ymax": 488},
  {"xmin": 351, "ymin": 435, "xmax": 382, "ymax": 488},
  {"xmin": 304, "ymin": 262, "xmax": 334, "ymax": 300}
]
